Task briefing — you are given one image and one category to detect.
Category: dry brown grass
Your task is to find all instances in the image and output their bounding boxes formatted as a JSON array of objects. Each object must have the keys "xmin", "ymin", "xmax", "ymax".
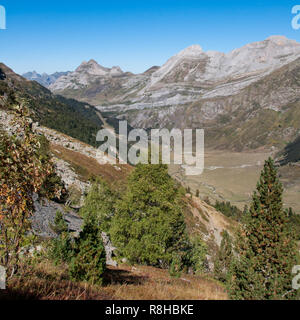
[
  {"xmin": 0, "ymin": 260, "xmax": 113, "ymax": 300},
  {"xmin": 51, "ymin": 144, "xmax": 132, "ymax": 186},
  {"xmin": 0, "ymin": 261, "xmax": 227, "ymax": 300},
  {"xmin": 104, "ymin": 265, "xmax": 227, "ymax": 300}
]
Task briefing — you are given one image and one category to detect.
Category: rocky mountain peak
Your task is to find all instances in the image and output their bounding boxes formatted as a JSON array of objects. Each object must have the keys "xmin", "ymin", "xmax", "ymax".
[
  {"xmin": 110, "ymin": 66, "xmax": 123, "ymax": 76},
  {"xmin": 177, "ymin": 44, "xmax": 204, "ymax": 58},
  {"xmin": 266, "ymin": 35, "xmax": 295, "ymax": 45},
  {"xmin": 75, "ymin": 59, "xmax": 110, "ymax": 76}
]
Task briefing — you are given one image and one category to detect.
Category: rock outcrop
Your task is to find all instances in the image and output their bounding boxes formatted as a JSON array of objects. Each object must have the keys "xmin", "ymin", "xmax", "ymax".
[
  {"xmin": 31, "ymin": 193, "xmax": 118, "ymax": 267},
  {"xmin": 101, "ymin": 232, "xmax": 118, "ymax": 267},
  {"xmin": 31, "ymin": 193, "xmax": 83, "ymax": 238}
]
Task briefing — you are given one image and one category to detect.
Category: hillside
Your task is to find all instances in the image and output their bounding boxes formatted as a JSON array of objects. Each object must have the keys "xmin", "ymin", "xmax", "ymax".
[
  {"xmin": 0, "ymin": 63, "xmax": 104, "ymax": 147},
  {"xmin": 0, "ymin": 104, "xmax": 232, "ymax": 300}
]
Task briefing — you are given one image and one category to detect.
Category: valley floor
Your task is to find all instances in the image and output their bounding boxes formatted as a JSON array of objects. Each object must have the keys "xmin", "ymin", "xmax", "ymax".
[{"xmin": 169, "ymin": 149, "xmax": 300, "ymax": 213}]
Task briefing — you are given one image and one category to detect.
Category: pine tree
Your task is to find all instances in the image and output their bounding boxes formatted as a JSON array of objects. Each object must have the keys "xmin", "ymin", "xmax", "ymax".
[
  {"xmin": 69, "ymin": 220, "xmax": 106, "ymax": 285},
  {"xmin": 50, "ymin": 211, "xmax": 68, "ymax": 235},
  {"xmin": 49, "ymin": 211, "xmax": 73, "ymax": 265},
  {"xmin": 229, "ymin": 158, "xmax": 299, "ymax": 300},
  {"xmin": 110, "ymin": 163, "xmax": 189, "ymax": 267},
  {"xmin": 214, "ymin": 230, "xmax": 233, "ymax": 283},
  {"xmin": 79, "ymin": 178, "xmax": 116, "ymax": 233}
]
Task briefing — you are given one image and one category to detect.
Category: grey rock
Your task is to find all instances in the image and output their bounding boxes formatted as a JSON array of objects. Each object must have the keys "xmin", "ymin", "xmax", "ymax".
[
  {"xmin": 31, "ymin": 194, "xmax": 118, "ymax": 267},
  {"xmin": 101, "ymin": 232, "xmax": 117, "ymax": 267},
  {"xmin": 31, "ymin": 193, "xmax": 83, "ymax": 238},
  {"xmin": 19, "ymin": 244, "xmax": 44, "ymax": 258}
]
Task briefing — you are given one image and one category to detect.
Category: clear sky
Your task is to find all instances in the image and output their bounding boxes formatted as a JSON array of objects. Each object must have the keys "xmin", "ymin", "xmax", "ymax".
[{"xmin": 1, "ymin": 0, "xmax": 300, "ymax": 74}]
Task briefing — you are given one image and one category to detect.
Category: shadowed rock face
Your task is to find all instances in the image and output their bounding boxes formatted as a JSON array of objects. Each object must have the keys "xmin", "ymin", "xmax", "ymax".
[
  {"xmin": 31, "ymin": 193, "xmax": 83, "ymax": 238},
  {"xmin": 31, "ymin": 194, "xmax": 118, "ymax": 266},
  {"xmin": 0, "ymin": 68, "xmax": 6, "ymax": 80}
]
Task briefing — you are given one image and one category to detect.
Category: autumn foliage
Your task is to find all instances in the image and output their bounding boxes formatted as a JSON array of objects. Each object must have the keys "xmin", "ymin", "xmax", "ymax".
[{"xmin": 0, "ymin": 105, "xmax": 63, "ymax": 275}]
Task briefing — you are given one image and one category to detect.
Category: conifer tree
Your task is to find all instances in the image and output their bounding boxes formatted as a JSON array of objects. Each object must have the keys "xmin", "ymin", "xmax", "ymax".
[
  {"xmin": 79, "ymin": 178, "xmax": 116, "ymax": 233},
  {"xmin": 69, "ymin": 220, "xmax": 106, "ymax": 285},
  {"xmin": 229, "ymin": 158, "xmax": 299, "ymax": 300},
  {"xmin": 110, "ymin": 163, "xmax": 189, "ymax": 267},
  {"xmin": 214, "ymin": 230, "xmax": 233, "ymax": 283}
]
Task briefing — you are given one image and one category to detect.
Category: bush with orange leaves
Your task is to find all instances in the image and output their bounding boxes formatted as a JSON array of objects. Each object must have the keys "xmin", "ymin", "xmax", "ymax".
[{"xmin": 0, "ymin": 104, "xmax": 63, "ymax": 276}]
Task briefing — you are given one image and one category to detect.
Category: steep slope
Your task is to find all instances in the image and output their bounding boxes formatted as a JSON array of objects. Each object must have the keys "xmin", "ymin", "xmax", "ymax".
[
  {"xmin": 23, "ymin": 71, "xmax": 70, "ymax": 88},
  {"xmin": 0, "ymin": 63, "xmax": 104, "ymax": 146}
]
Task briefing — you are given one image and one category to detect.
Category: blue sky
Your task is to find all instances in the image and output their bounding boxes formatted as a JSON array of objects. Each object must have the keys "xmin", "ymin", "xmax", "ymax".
[{"xmin": 1, "ymin": 0, "xmax": 300, "ymax": 74}]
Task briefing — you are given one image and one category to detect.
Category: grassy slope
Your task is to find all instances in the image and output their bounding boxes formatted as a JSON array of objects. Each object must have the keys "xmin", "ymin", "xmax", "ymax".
[
  {"xmin": 1, "ymin": 259, "xmax": 227, "ymax": 300},
  {"xmin": 51, "ymin": 143, "xmax": 132, "ymax": 186}
]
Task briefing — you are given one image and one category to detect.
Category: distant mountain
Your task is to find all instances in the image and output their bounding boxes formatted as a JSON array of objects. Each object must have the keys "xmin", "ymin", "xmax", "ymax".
[
  {"xmin": 48, "ymin": 35, "xmax": 300, "ymax": 151},
  {"xmin": 50, "ymin": 36, "xmax": 300, "ymax": 105},
  {"xmin": 23, "ymin": 71, "xmax": 70, "ymax": 88},
  {"xmin": 0, "ymin": 63, "xmax": 104, "ymax": 146},
  {"xmin": 49, "ymin": 59, "xmax": 124, "ymax": 92},
  {"xmin": 49, "ymin": 59, "xmax": 154, "ymax": 105}
]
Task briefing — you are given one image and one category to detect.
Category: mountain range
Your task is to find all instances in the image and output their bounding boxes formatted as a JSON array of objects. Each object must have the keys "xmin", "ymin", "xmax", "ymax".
[
  {"xmin": 22, "ymin": 71, "xmax": 70, "ymax": 88},
  {"xmin": 22, "ymin": 35, "xmax": 300, "ymax": 156}
]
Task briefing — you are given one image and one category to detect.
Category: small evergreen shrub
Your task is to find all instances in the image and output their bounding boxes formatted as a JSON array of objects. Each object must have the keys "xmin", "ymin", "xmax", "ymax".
[
  {"xmin": 69, "ymin": 222, "xmax": 106, "ymax": 285},
  {"xmin": 214, "ymin": 230, "xmax": 233, "ymax": 283},
  {"xmin": 48, "ymin": 211, "xmax": 74, "ymax": 265},
  {"xmin": 169, "ymin": 254, "xmax": 183, "ymax": 278},
  {"xmin": 188, "ymin": 235, "xmax": 208, "ymax": 274},
  {"xmin": 49, "ymin": 234, "xmax": 74, "ymax": 265},
  {"xmin": 79, "ymin": 178, "xmax": 116, "ymax": 233},
  {"xmin": 214, "ymin": 200, "xmax": 243, "ymax": 222}
]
